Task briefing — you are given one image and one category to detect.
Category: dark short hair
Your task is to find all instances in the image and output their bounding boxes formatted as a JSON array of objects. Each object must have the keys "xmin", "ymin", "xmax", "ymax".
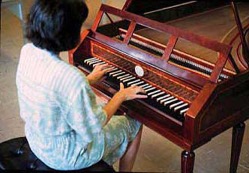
[{"xmin": 26, "ymin": 0, "xmax": 88, "ymax": 53}]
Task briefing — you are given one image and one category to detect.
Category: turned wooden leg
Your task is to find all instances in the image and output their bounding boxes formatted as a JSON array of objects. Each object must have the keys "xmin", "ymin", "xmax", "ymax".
[
  {"xmin": 181, "ymin": 150, "xmax": 195, "ymax": 173},
  {"xmin": 230, "ymin": 122, "xmax": 245, "ymax": 173}
]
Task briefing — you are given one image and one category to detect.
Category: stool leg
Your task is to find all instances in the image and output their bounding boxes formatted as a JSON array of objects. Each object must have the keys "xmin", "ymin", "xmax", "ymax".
[
  {"xmin": 230, "ymin": 122, "xmax": 245, "ymax": 173},
  {"xmin": 181, "ymin": 150, "xmax": 195, "ymax": 173}
]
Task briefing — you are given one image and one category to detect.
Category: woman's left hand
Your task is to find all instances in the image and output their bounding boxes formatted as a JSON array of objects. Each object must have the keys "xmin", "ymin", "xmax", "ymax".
[{"xmin": 87, "ymin": 63, "xmax": 114, "ymax": 85}]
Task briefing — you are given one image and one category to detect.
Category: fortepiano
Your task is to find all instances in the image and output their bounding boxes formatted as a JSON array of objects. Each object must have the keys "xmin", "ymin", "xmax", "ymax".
[{"xmin": 69, "ymin": 4, "xmax": 249, "ymax": 173}]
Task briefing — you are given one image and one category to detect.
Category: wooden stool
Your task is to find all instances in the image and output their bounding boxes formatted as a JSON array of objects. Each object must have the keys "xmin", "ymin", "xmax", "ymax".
[{"xmin": 0, "ymin": 137, "xmax": 115, "ymax": 172}]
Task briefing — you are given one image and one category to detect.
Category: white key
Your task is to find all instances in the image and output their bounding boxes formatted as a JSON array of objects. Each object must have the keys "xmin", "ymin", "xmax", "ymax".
[
  {"xmin": 109, "ymin": 70, "xmax": 122, "ymax": 76},
  {"xmin": 147, "ymin": 90, "xmax": 161, "ymax": 96},
  {"xmin": 140, "ymin": 83, "xmax": 150, "ymax": 88},
  {"xmin": 180, "ymin": 108, "xmax": 189, "ymax": 115},
  {"xmin": 174, "ymin": 103, "xmax": 189, "ymax": 111},
  {"xmin": 84, "ymin": 57, "xmax": 97, "ymax": 63},
  {"xmin": 131, "ymin": 81, "xmax": 144, "ymax": 86},
  {"xmin": 88, "ymin": 59, "xmax": 102, "ymax": 65},
  {"xmin": 85, "ymin": 59, "xmax": 100, "ymax": 65},
  {"xmin": 127, "ymin": 79, "xmax": 141, "ymax": 85},
  {"xmin": 144, "ymin": 87, "xmax": 155, "ymax": 92},
  {"xmin": 84, "ymin": 57, "xmax": 98, "ymax": 61},
  {"xmin": 151, "ymin": 91, "xmax": 165, "ymax": 99},
  {"xmin": 122, "ymin": 77, "xmax": 136, "ymax": 82},
  {"xmin": 169, "ymin": 101, "xmax": 183, "ymax": 109},
  {"xmin": 143, "ymin": 85, "xmax": 153, "ymax": 90},
  {"xmin": 156, "ymin": 94, "xmax": 171, "ymax": 102},
  {"xmin": 119, "ymin": 75, "xmax": 133, "ymax": 81},
  {"xmin": 93, "ymin": 61, "xmax": 105, "ymax": 67},
  {"xmin": 117, "ymin": 74, "xmax": 130, "ymax": 79},
  {"xmin": 160, "ymin": 96, "xmax": 174, "ymax": 104},
  {"xmin": 112, "ymin": 71, "xmax": 126, "ymax": 77},
  {"xmin": 164, "ymin": 98, "xmax": 178, "ymax": 106}
]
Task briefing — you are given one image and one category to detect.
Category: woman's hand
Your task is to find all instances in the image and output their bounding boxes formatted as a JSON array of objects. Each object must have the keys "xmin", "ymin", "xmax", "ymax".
[
  {"xmin": 116, "ymin": 83, "xmax": 147, "ymax": 101},
  {"xmin": 103, "ymin": 83, "xmax": 147, "ymax": 124},
  {"xmin": 87, "ymin": 64, "xmax": 113, "ymax": 85}
]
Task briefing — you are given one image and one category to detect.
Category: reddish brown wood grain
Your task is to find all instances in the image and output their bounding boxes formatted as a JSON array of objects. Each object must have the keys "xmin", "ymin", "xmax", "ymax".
[{"xmin": 69, "ymin": 4, "xmax": 249, "ymax": 173}]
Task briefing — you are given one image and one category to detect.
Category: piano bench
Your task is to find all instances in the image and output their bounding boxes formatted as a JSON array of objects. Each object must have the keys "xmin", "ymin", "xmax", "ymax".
[{"xmin": 0, "ymin": 137, "xmax": 116, "ymax": 172}]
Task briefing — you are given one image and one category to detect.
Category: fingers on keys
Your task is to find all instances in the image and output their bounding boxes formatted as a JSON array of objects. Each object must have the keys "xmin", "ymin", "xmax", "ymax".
[
  {"xmin": 95, "ymin": 64, "xmax": 115, "ymax": 74},
  {"xmin": 134, "ymin": 85, "xmax": 147, "ymax": 98},
  {"xmin": 120, "ymin": 83, "xmax": 147, "ymax": 99}
]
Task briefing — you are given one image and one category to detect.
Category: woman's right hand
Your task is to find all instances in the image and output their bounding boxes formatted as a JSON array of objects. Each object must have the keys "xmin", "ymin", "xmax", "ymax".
[
  {"xmin": 116, "ymin": 83, "xmax": 148, "ymax": 101},
  {"xmin": 103, "ymin": 83, "xmax": 147, "ymax": 124}
]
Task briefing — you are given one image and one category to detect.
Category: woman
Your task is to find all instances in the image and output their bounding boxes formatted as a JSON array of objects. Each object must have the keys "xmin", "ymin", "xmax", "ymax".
[{"xmin": 16, "ymin": 0, "xmax": 147, "ymax": 171}]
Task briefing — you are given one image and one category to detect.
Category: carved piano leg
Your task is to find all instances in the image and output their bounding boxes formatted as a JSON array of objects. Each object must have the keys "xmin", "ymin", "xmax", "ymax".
[
  {"xmin": 230, "ymin": 122, "xmax": 245, "ymax": 173},
  {"xmin": 181, "ymin": 150, "xmax": 195, "ymax": 173}
]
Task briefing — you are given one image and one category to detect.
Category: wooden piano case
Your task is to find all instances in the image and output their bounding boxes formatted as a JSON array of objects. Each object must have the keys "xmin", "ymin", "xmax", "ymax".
[{"xmin": 69, "ymin": 4, "xmax": 249, "ymax": 173}]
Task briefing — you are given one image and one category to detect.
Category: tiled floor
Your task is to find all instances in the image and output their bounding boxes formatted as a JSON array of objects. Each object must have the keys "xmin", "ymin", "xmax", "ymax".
[{"xmin": 1, "ymin": 1, "xmax": 249, "ymax": 173}]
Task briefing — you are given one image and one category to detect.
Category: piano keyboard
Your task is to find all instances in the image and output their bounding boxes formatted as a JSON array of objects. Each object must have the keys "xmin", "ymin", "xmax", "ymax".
[{"xmin": 79, "ymin": 57, "xmax": 190, "ymax": 122}]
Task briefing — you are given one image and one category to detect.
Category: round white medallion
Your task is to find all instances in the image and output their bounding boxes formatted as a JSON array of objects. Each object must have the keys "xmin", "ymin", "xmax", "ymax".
[{"xmin": 135, "ymin": 65, "xmax": 144, "ymax": 77}]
